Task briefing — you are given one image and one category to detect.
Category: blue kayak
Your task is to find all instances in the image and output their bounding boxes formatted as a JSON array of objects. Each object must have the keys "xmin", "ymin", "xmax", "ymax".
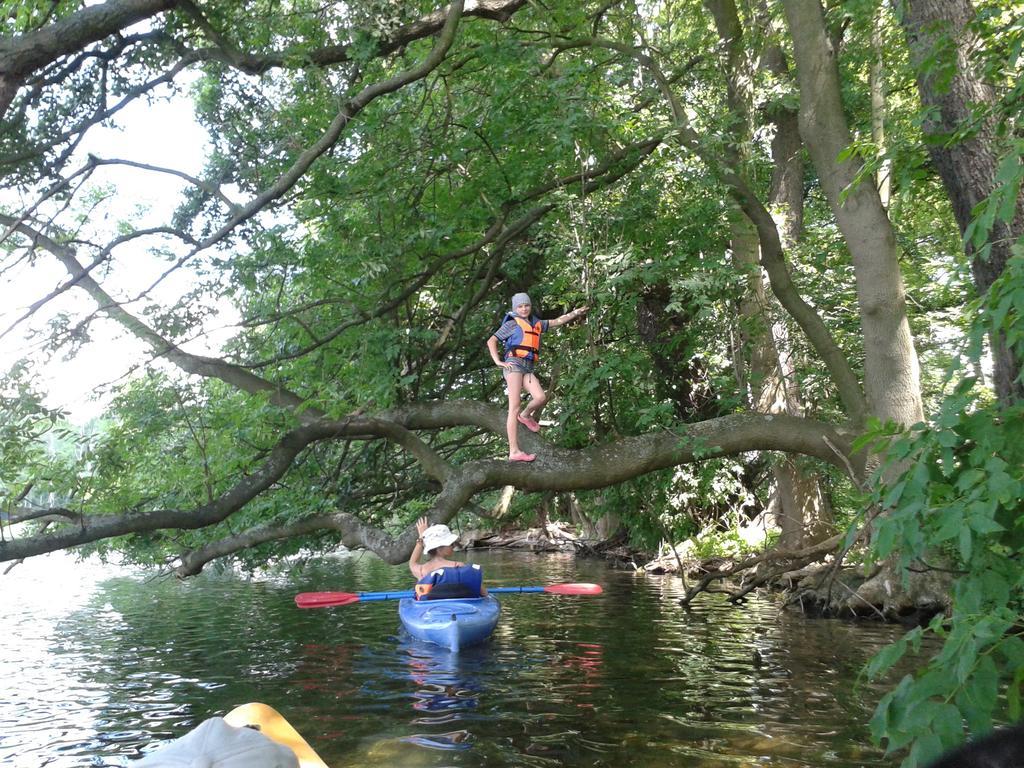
[{"xmin": 398, "ymin": 596, "xmax": 501, "ymax": 652}]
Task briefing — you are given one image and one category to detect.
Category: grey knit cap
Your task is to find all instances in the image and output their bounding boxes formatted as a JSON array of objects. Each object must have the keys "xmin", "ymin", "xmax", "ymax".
[{"xmin": 511, "ymin": 292, "xmax": 532, "ymax": 310}]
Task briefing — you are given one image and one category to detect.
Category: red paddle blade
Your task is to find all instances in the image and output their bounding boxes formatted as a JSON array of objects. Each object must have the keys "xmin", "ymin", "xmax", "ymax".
[
  {"xmin": 294, "ymin": 592, "xmax": 361, "ymax": 608},
  {"xmin": 544, "ymin": 583, "xmax": 603, "ymax": 595}
]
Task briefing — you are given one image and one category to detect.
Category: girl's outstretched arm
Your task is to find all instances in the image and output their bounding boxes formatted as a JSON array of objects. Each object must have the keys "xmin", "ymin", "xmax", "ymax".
[{"xmin": 548, "ymin": 306, "xmax": 589, "ymax": 328}]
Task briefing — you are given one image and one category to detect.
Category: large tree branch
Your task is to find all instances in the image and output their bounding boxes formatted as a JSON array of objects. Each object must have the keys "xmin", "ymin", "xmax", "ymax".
[
  {"xmin": 1, "ymin": 419, "xmax": 333, "ymax": 561},
  {"xmin": 1, "ymin": 1, "xmax": 528, "ymax": 120},
  {"xmin": 0, "ymin": 0, "xmax": 179, "ymax": 117},
  {"xmin": 0, "ymin": 397, "xmax": 860, "ymax": 569},
  {"xmin": 0, "ymin": 214, "xmax": 318, "ymax": 416},
  {"xmin": 270, "ymin": 404, "xmax": 861, "ymax": 567},
  {"xmin": 173, "ymin": 511, "xmax": 409, "ymax": 577},
  {"xmin": 185, "ymin": 0, "xmax": 528, "ymax": 76},
  {"xmin": 0, "ymin": 410, "xmax": 450, "ymax": 562},
  {"xmin": 0, "ymin": 400, "xmax": 858, "ymax": 567}
]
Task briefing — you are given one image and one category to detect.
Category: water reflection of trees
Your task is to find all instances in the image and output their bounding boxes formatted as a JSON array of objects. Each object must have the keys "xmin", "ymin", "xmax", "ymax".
[{"xmin": 25, "ymin": 550, "xmax": 929, "ymax": 766}]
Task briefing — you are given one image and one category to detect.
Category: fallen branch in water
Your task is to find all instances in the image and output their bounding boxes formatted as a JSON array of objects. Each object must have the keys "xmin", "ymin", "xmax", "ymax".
[{"xmin": 677, "ymin": 532, "xmax": 844, "ymax": 608}]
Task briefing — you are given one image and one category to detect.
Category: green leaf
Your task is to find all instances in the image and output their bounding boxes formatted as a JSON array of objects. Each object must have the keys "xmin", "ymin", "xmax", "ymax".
[
  {"xmin": 958, "ymin": 655, "xmax": 998, "ymax": 734},
  {"xmin": 934, "ymin": 504, "xmax": 965, "ymax": 541},
  {"xmin": 955, "ymin": 637, "xmax": 979, "ymax": 683},
  {"xmin": 1009, "ymin": 665, "xmax": 1024, "ymax": 721},
  {"xmin": 999, "ymin": 636, "xmax": 1024, "ymax": 667},
  {"xmin": 959, "ymin": 524, "xmax": 973, "ymax": 562},
  {"xmin": 875, "ymin": 518, "xmax": 898, "ymax": 558},
  {"xmin": 976, "ymin": 516, "xmax": 1008, "ymax": 538},
  {"xmin": 931, "ymin": 703, "xmax": 964, "ymax": 749},
  {"xmin": 997, "ymin": 180, "xmax": 1021, "ymax": 223},
  {"xmin": 906, "ymin": 732, "xmax": 944, "ymax": 768},
  {"xmin": 868, "ymin": 636, "xmax": 910, "ymax": 679},
  {"xmin": 994, "ymin": 152, "xmax": 1023, "ymax": 185}
]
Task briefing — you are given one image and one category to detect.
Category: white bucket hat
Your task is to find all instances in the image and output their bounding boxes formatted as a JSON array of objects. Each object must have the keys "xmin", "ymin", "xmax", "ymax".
[
  {"xmin": 422, "ymin": 524, "xmax": 459, "ymax": 552},
  {"xmin": 137, "ymin": 716, "xmax": 299, "ymax": 767}
]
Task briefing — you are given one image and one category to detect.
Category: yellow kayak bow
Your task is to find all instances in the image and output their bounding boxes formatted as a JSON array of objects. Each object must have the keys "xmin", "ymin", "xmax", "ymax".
[{"xmin": 223, "ymin": 702, "xmax": 328, "ymax": 768}]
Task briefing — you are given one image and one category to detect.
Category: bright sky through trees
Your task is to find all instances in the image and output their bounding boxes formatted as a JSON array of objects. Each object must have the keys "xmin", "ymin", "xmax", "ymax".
[{"xmin": 1, "ymin": 93, "xmax": 223, "ymax": 422}]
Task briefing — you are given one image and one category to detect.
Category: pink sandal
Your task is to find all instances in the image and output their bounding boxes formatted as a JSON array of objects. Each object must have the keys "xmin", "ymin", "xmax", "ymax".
[
  {"xmin": 509, "ymin": 451, "xmax": 536, "ymax": 462},
  {"xmin": 517, "ymin": 413, "xmax": 541, "ymax": 432}
]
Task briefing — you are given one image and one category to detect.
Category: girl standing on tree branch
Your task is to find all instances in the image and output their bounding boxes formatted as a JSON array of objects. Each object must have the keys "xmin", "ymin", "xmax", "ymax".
[{"xmin": 486, "ymin": 292, "xmax": 589, "ymax": 462}]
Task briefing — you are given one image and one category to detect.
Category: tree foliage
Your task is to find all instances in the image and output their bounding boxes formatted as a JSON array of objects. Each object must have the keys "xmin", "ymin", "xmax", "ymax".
[{"xmin": 0, "ymin": 0, "xmax": 1022, "ymax": 762}]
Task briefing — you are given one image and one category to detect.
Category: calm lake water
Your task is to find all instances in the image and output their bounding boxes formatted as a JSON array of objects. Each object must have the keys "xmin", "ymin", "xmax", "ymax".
[{"xmin": 1, "ymin": 548, "xmax": 910, "ymax": 766}]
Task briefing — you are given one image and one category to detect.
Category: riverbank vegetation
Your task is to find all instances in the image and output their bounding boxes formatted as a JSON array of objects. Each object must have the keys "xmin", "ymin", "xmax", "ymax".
[{"xmin": 1, "ymin": 0, "xmax": 1021, "ymax": 764}]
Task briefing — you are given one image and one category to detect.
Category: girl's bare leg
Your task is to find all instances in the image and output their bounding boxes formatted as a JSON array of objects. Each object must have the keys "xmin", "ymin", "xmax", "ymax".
[
  {"xmin": 505, "ymin": 370, "xmax": 524, "ymax": 456},
  {"xmin": 520, "ymin": 373, "xmax": 548, "ymax": 421}
]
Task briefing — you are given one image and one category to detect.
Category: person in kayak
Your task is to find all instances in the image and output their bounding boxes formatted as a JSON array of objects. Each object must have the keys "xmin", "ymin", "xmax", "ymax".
[
  {"xmin": 409, "ymin": 516, "xmax": 488, "ymax": 599},
  {"xmin": 486, "ymin": 292, "xmax": 589, "ymax": 462}
]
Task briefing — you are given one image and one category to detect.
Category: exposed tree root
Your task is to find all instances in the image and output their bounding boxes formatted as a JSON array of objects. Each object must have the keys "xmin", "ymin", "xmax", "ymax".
[
  {"xmin": 660, "ymin": 536, "xmax": 951, "ymax": 623},
  {"xmin": 673, "ymin": 533, "xmax": 842, "ymax": 607}
]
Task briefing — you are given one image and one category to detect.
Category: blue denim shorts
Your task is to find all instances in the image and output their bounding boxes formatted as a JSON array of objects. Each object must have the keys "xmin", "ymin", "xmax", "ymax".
[{"xmin": 503, "ymin": 357, "xmax": 536, "ymax": 377}]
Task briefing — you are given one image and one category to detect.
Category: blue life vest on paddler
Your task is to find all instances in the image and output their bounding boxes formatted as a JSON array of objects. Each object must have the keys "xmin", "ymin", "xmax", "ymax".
[
  {"xmin": 415, "ymin": 564, "xmax": 483, "ymax": 600},
  {"xmin": 503, "ymin": 314, "xmax": 543, "ymax": 362}
]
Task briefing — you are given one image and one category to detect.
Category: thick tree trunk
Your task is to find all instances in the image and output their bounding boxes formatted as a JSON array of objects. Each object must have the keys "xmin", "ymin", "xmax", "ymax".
[
  {"xmin": 782, "ymin": 0, "xmax": 925, "ymax": 429},
  {"xmin": 768, "ymin": 107, "xmax": 804, "ymax": 244},
  {"xmin": 895, "ymin": 0, "xmax": 1024, "ymax": 404},
  {"xmin": 710, "ymin": 0, "xmax": 834, "ymax": 549},
  {"xmin": 732, "ymin": 202, "xmax": 835, "ymax": 548},
  {"xmin": 781, "ymin": 0, "xmax": 932, "ymax": 612},
  {"xmin": 764, "ymin": 48, "xmax": 835, "ymax": 548},
  {"xmin": 595, "ymin": 509, "xmax": 620, "ymax": 540},
  {"xmin": 760, "ymin": 0, "xmax": 805, "ymax": 246}
]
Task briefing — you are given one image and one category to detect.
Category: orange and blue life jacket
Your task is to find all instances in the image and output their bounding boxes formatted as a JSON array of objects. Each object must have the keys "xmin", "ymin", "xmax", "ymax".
[
  {"xmin": 415, "ymin": 564, "xmax": 483, "ymax": 600},
  {"xmin": 502, "ymin": 314, "xmax": 543, "ymax": 363}
]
